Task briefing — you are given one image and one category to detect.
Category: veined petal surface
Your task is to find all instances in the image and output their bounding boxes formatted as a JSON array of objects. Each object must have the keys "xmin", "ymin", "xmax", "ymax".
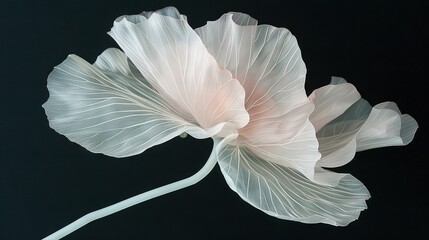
[
  {"xmin": 315, "ymin": 79, "xmax": 418, "ymax": 168},
  {"xmin": 115, "ymin": 6, "xmax": 187, "ymax": 25},
  {"xmin": 227, "ymin": 12, "xmax": 258, "ymax": 26},
  {"xmin": 196, "ymin": 13, "xmax": 320, "ymax": 179},
  {"xmin": 196, "ymin": 13, "xmax": 310, "ymax": 138},
  {"xmin": 309, "ymin": 81, "xmax": 361, "ymax": 132},
  {"xmin": 315, "ymin": 97, "xmax": 371, "ymax": 168},
  {"xmin": 244, "ymin": 110, "xmax": 321, "ymax": 182},
  {"xmin": 43, "ymin": 48, "xmax": 207, "ymax": 158},
  {"xmin": 356, "ymin": 102, "xmax": 418, "ymax": 151},
  {"xmin": 109, "ymin": 13, "xmax": 249, "ymax": 138},
  {"xmin": 217, "ymin": 144, "xmax": 370, "ymax": 226},
  {"xmin": 140, "ymin": 6, "xmax": 187, "ymax": 20}
]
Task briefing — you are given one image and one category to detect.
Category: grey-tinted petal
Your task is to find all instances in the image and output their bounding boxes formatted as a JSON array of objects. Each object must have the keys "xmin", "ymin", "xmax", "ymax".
[
  {"xmin": 228, "ymin": 12, "xmax": 258, "ymax": 26},
  {"xmin": 316, "ymin": 80, "xmax": 418, "ymax": 168},
  {"xmin": 316, "ymin": 99, "xmax": 372, "ymax": 168},
  {"xmin": 309, "ymin": 82, "xmax": 361, "ymax": 132},
  {"xmin": 356, "ymin": 102, "xmax": 418, "ymax": 151},
  {"xmin": 43, "ymin": 49, "xmax": 200, "ymax": 158},
  {"xmin": 217, "ymin": 144, "xmax": 370, "ymax": 226}
]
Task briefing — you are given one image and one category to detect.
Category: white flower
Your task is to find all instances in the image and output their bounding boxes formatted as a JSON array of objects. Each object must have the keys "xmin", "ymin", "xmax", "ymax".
[
  {"xmin": 43, "ymin": 7, "xmax": 418, "ymax": 238},
  {"xmin": 194, "ymin": 9, "xmax": 416, "ymax": 225}
]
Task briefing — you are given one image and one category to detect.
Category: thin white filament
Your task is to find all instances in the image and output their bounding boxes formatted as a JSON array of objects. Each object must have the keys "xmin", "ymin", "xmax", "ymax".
[{"xmin": 42, "ymin": 146, "xmax": 219, "ymax": 240}]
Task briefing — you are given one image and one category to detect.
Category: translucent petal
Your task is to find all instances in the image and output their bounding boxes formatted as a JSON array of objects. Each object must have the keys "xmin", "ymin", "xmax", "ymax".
[
  {"xmin": 309, "ymin": 82, "xmax": 361, "ymax": 132},
  {"xmin": 398, "ymin": 114, "xmax": 419, "ymax": 145},
  {"xmin": 196, "ymin": 13, "xmax": 319, "ymax": 179},
  {"xmin": 115, "ymin": 6, "xmax": 187, "ymax": 23},
  {"xmin": 313, "ymin": 167, "xmax": 348, "ymax": 187},
  {"xmin": 316, "ymin": 99, "xmax": 372, "ymax": 168},
  {"xmin": 196, "ymin": 13, "xmax": 307, "ymax": 108},
  {"xmin": 217, "ymin": 144, "xmax": 370, "ymax": 226},
  {"xmin": 43, "ymin": 49, "xmax": 207, "ymax": 158},
  {"xmin": 93, "ymin": 47, "xmax": 149, "ymax": 84},
  {"xmin": 244, "ymin": 112, "xmax": 321, "ymax": 182},
  {"xmin": 228, "ymin": 12, "xmax": 258, "ymax": 26},
  {"xmin": 109, "ymin": 13, "xmax": 249, "ymax": 138},
  {"xmin": 196, "ymin": 13, "xmax": 310, "ymax": 140},
  {"xmin": 317, "ymin": 97, "xmax": 418, "ymax": 168},
  {"xmin": 356, "ymin": 102, "xmax": 418, "ymax": 151},
  {"xmin": 140, "ymin": 6, "xmax": 187, "ymax": 20},
  {"xmin": 330, "ymin": 76, "xmax": 348, "ymax": 85}
]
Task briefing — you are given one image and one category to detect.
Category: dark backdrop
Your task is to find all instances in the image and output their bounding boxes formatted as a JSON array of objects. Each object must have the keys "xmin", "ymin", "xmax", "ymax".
[{"xmin": 1, "ymin": 0, "xmax": 427, "ymax": 239}]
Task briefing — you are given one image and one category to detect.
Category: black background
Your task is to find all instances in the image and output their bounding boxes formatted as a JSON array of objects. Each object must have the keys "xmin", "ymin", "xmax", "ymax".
[{"xmin": 1, "ymin": 0, "xmax": 428, "ymax": 239}]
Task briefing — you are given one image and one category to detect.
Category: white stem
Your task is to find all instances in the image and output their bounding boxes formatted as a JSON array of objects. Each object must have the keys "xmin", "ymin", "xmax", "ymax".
[{"xmin": 43, "ymin": 142, "xmax": 219, "ymax": 240}]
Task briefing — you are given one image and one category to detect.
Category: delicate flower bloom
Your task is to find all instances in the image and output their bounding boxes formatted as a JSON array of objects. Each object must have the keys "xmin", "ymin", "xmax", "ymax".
[
  {"xmin": 194, "ymin": 12, "xmax": 417, "ymax": 225},
  {"xmin": 310, "ymin": 77, "xmax": 418, "ymax": 177},
  {"xmin": 43, "ymin": 12, "xmax": 250, "ymax": 157},
  {"xmin": 42, "ymin": 6, "xmax": 418, "ymax": 238}
]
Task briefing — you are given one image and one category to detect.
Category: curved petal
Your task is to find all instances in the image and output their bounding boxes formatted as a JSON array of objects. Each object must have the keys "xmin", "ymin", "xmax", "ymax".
[
  {"xmin": 196, "ymin": 13, "xmax": 319, "ymax": 179},
  {"xmin": 196, "ymin": 13, "xmax": 307, "ymax": 109},
  {"xmin": 140, "ymin": 6, "xmax": 187, "ymax": 20},
  {"xmin": 228, "ymin": 12, "xmax": 258, "ymax": 26},
  {"xmin": 313, "ymin": 167, "xmax": 348, "ymax": 187},
  {"xmin": 356, "ymin": 102, "xmax": 418, "ymax": 151},
  {"xmin": 307, "ymin": 77, "xmax": 362, "ymax": 176},
  {"xmin": 244, "ymin": 109, "xmax": 321, "ymax": 182},
  {"xmin": 43, "ymin": 49, "xmax": 206, "ymax": 158},
  {"xmin": 217, "ymin": 144, "xmax": 370, "ymax": 226},
  {"xmin": 196, "ymin": 13, "xmax": 311, "ymax": 140},
  {"xmin": 330, "ymin": 76, "xmax": 348, "ymax": 85},
  {"xmin": 109, "ymin": 12, "xmax": 249, "ymax": 138},
  {"xmin": 316, "ymin": 99, "xmax": 373, "ymax": 168},
  {"xmin": 316, "ymin": 94, "xmax": 418, "ymax": 168},
  {"xmin": 309, "ymin": 81, "xmax": 361, "ymax": 132},
  {"xmin": 115, "ymin": 6, "xmax": 187, "ymax": 24},
  {"xmin": 93, "ymin": 47, "xmax": 149, "ymax": 84}
]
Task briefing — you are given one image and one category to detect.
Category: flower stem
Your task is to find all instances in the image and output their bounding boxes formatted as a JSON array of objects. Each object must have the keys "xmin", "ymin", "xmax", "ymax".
[{"xmin": 42, "ymin": 142, "xmax": 219, "ymax": 240}]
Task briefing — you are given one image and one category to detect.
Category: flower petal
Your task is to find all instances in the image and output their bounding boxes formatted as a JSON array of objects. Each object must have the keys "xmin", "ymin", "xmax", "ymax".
[
  {"xmin": 309, "ymin": 79, "xmax": 361, "ymax": 132},
  {"xmin": 196, "ymin": 13, "xmax": 310, "ymax": 139},
  {"xmin": 115, "ymin": 6, "xmax": 187, "ymax": 24},
  {"xmin": 228, "ymin": 12, "xmax": 258, "ymax": 26},
  {"xmin": 109, "ymin": 12, "xmax": 249, "ymax": 138},
  {"xmin": 43, "ymin": 49, "xmax": 206, "ymax": 158},
  {"xmin": 313, "ymin": 167, "xmax": 348, "ymax": 187},
  {"xmin": 196, "ymin": 13, "xmax": 320, "ymax": 179},
  {"xmin": 316, "ymin": 95, "xmax": 418, "ymax": 168},
  {"xmin": 217, "ymin": 144, "xmax": 370, "ymax": 226},
  {"xmin": 356, "ymin": 102, "xmax": 418, "ymax": 151},
  {"xmin": 140, "ymin": 6, "xmax": 187, "ymax": 20},
  {"xmin": 93, "ymin": 47, "xmax": 148, "ymax": 82},
  {"xmin": 316, "ymin": 99, "xmax": 373, "ymax": 168},
  {"xmin": 243, "ymin": 110, "xmax": 321, "ymax": 182}
]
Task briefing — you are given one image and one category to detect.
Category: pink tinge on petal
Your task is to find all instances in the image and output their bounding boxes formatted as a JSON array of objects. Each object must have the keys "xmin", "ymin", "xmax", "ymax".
[
  {"xmin": 239, "ymin": 84, "xmax": 312, "ymax": 143},
  {"xmin": 245, "ymin": 118, "xmax": 321, "ymax": 182},
  {"xmin": 196, "ymin": 13, "xmax": 309, "ymax": 122},
  {"xmin": 109, "ymin": 13, "xmax": 249, "ymax": 139},
  {"xmin": 196, "ymin": 12, "xmax": 320, "ymax": 181}
]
